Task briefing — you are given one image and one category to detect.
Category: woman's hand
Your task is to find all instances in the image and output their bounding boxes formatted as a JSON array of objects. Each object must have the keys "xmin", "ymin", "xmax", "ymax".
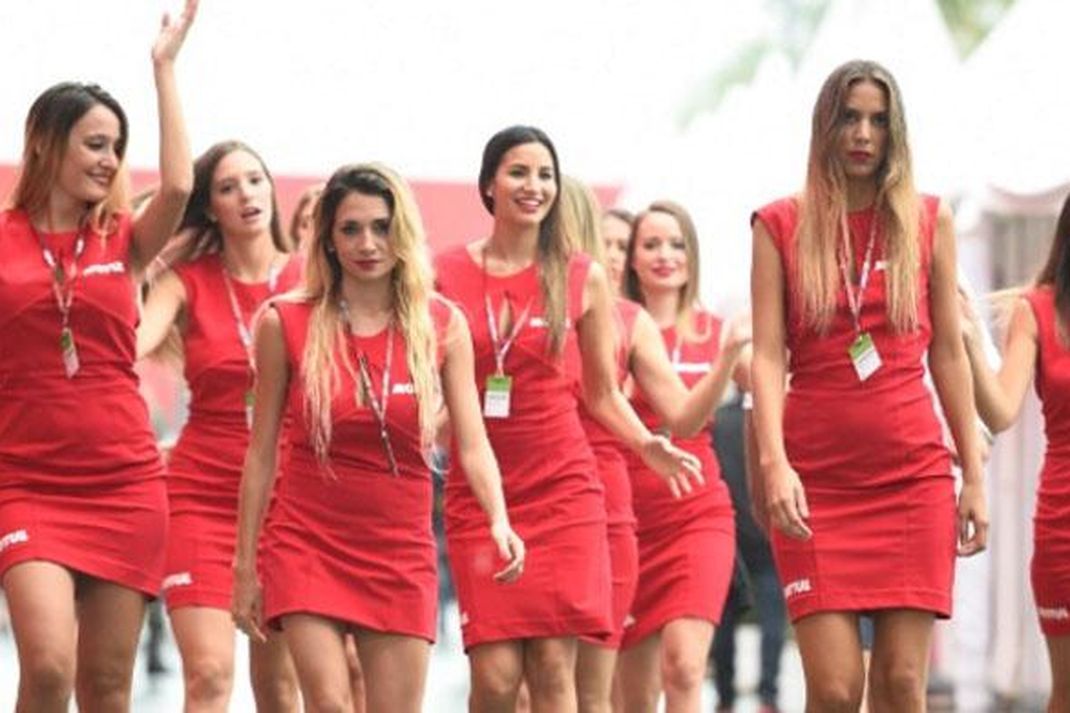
[
  {"xmin": 640, "ymin": 435, "xmax": 704, "ymax": 498},
  {"xmin": 490, "ymin": 520, "xmax": 525, "ymax": 583},
  {"xmin": 957, "ymin": 479, "xmax": 989, "ymax": 556},
  {"xmin": 152, "ymin": 0, "xmax": 198, "ymax": 65},
  {"xmin": 722, "ymin": 312, "xmax": 753, "ymax": 358},
  {"xmin": 765, "ymin": 460, "xmax": 812, "ymax": 540},
  {"xmin": 231, "ymin": 565, "xmax": 267, "ymax": 644}
]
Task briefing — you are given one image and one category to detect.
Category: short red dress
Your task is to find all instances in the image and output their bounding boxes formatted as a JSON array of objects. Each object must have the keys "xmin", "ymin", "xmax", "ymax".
[
  {"xmin": 0, "ymin": 209, "xmax": 166, "ymax": 595},
  {"xmin": 435, "ymin": 246, "xmax": 612, "ymax": 649},
  {"xmin": 621, "ymin": 309, "xmax": 736, "ymax": 648},
  {"xmin": 259, "ymin": 298, "xmax": 451, "ymax": 641},
  {"xmin": 753, "ymin": 195, "xmax": 955, "ymax": 621},
  {"xmin": 575, "ymin": 297, "xmax": 642, "ymax": 649},
  {"xmin": 161, "ymin": 253, "xmax": 302, "ymax": 610},
  {"xmin": 1024, "ymin": 286, "xmax": 1070, "ymax": 636}
]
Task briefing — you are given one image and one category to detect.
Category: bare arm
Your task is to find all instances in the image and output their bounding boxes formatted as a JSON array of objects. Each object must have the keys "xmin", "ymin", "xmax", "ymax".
[
  {"xmin": 578, "ymin": 262, "xmax": 702, "ymax": 497},
  {"xmin": 630, "ymin": 309, "xmax": 750, "ymax": 437},
  {"xmin": 928, "ymin": 200, "xmax": 988, "ymax": 556},
  {"xmin": 135, "ymin": 270, "xmax": 186, "ymax": 358},
  {"xmin": 129, "ymin": 0, "xmax": 197, "ymax": 272},
  {"xmin": 231, "ymin": 307, "xmax": 289, "ymax": 641},
  {"xmin": 750, "ymin": 220, "xmax": 810, "ymax": 539},
  {"xmin": 962, "ymin": 293, "xmax": 1038, "ymax": 433},
  {"xmin": 441, "ymin": 304, "xmax": 524, "ymax": 582}
]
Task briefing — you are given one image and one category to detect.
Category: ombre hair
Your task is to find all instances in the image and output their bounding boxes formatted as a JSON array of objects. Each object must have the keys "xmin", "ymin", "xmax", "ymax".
[
  {"xmin": 10, "ymin": 82, "xmax": 130, "ymax": 234},
  {"xmin": 559, "ymin": 175, "xmax": 605, "ymax": 264},
  {"xmin": 300, "ymin": 163, "xmax": 439, "ymax": 466},
  {"xmin": 624, "ymin": 200, "xmax": 706, "ymax": 341},
  {"xmin": 479, "ymin": 125, "xmax": 569, "ymax": 354},
  {"xmin": 795, "ymin": 59, "xmax": 921, "ymax": 333}
]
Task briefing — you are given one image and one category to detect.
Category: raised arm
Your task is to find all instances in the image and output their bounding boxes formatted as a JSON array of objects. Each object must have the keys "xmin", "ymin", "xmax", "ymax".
[
  {"xmin": 440, "ymin": 303, "xmax": 524, "ymax": 582},
  {"xmin": 231, "ymin": 306, "xmax": 290, "ymax": 642},
  {"xmin": 750, "ymin": 220, "xmax": 810, "ymax": 539},
  {"xmin": 577, "ymin": 261, "xmax": 702, "ymax": 498},
  {"xmin": 928, "ymin": 200, "xmax": 988, "ymax": 556},
  {"xmin": 961, "ymin": 291, "xmax": 1038, "ymax": 434},
  {"xmin": 629, "ymin": 309, "xmax": 750, "ymax": 437},
  {"xmin": 136, "ymin": 270, "xmax": 187, "ymax": 358},
  {"xmin": 130, "ymin": 0, "xmax": 197, "ymax": 272}
]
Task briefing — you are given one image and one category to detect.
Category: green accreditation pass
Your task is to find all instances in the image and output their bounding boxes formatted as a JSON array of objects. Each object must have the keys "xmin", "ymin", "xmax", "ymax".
[
  {"xmin": 484, "ymin": 374, "xmax": 513, "ymax": 418},
  {"xmin": 244, "ymin": 389, "xmax": 255, "ymax": 430},
  {"xmin": 848, "ymin": 331, "xmax": 881, "ymax": 382}
]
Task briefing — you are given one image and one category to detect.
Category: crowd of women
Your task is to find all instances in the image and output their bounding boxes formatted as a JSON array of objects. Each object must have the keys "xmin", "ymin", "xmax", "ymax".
[{"xmin": 1, "ymin": 2, "xmax": 1067, "ymax": 712}]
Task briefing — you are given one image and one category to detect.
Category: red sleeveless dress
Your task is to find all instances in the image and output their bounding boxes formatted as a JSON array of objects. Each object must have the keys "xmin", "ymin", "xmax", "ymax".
[
  {"xmin": 621, "ymin": 309, "xmax": 736, "ymax": 647},
  {"xmin": 161, "ymin": 252, "xmax": 302, "ymax": 610},
  {"xmin": 435, "ymin": 246, "xmax": 612, "ymax": 649},
  {"xmin": 0, "ymin": 209, "xmax": 166, "ymax": 595},
  {"xmin": 1024, "ymin": 286, "xmax": 1070, "ymax": 636},
  {"xmin": 753, "ymin": 195, "xmax": 955, "ymax": 621},
  {"xmin": 259, "ymin": 298, "xmax": 451, "ymax": 641},
  {"xmin": 574, "ymin": 297, "xmax": 642, "ymax": 649}
]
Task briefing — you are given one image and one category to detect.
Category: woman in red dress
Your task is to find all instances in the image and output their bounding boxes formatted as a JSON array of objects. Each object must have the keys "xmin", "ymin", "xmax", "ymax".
[
  {"xmin": 137, "ymin": 141, "xmax": 301, "ymax": 712},
  {"xmin": 0, "ymin": 2, "xmax": 196, "ymax": 710},
  {"xmin": 435, "ymin": 126, "xmax": 701, "ymax": 713},
  {"xmin": 960, "ymin": 192, "xmax": 1070, "ymax": 713},
  {"xmin": 231, "ymin": 163, "xmax": 524, "ymax": 713},
  {"xmin": 750, "ymin": 60, "xmax": 987, "ymax": 712},
  {"xmin": 559, "ymin": 181, "xmax": 749, "ymax": 713},
  {"xmin": 614, "ymin": 200, "xmax": 744, "ymax": 713}
]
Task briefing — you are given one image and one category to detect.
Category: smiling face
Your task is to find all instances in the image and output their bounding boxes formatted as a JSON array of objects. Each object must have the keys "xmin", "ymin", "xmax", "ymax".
[
  {"xmin": 630, "ymin": 210, "xmax": 689, "ymax": 297},
  {"xmin": 837, "ymin": 79, "xmax": 889, "ymax": 184},
  {"xmin": 486, "ymin": 141, "xmax": 558, "ymax": 228},
  {"xmin": 54, "ymin": 103, "xmax": 122, "ymax": 207},
  {"xmin": 330, "ymin": 190, "xmax": 398, "ymax": 285},
  {"xmin": 209, "ymin": 149, "xmax": 275, "ymax": 241}
]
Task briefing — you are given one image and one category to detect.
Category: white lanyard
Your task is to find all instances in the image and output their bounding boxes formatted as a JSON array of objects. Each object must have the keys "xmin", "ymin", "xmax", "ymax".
[{"xmin": 484, "ymin": 293, "xmax": 532, "ymax": 376}]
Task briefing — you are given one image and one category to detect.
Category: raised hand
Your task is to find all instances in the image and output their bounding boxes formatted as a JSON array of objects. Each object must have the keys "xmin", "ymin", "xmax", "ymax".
[{"xmin": 152, "ymin": 0, "xmax": 199, "ymax": 65}]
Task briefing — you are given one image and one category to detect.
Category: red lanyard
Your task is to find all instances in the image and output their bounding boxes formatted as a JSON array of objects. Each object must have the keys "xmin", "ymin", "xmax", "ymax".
[
  {"xmin": 33, "ymin": 225, "xmax": 86, "ymax": 334},
  {"xmin": 481, "ymin": 246, "xmax": 532, "ymax": 376},
  {"xmin": 221, "ymin": 258, "xmax": 281, "ymax": 370},
  {"xmin": 838, "ymin": 212, "xmax": 879, "ymax": 334},
  {"xmin": 341, "ymin": 301, "xmax": 399, "ymax": 477}
]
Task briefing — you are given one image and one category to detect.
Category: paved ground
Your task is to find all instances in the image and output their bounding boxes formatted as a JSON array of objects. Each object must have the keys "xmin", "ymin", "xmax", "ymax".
[{"xmin": 0, "ymin": 604, "xmax": 806, "ymax": 711}]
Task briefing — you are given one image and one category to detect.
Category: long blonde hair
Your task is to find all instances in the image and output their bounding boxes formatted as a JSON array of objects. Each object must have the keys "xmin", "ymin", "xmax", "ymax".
[
  {"xmin": 795, "ymin": 59, "xmax": 921, "ymax": 333},
  {"xmin": 10, "ymin": 82, "xmax": 130, "ymax": 235},
  {"xmin": 301, "ymin": 163, "xmax": 439, "ymax": 465},
  {"xmin": 560, "ymin": 175, "xmax": 606, "ymax": 264}
]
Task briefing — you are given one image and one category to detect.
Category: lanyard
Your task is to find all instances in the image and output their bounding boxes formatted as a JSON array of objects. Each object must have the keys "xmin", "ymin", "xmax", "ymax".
[
  {"xmin": 838, "ymin": 212, "xmax": 879, "ymax": 334},
  {"xmin": 33, "ymin": 224, "xmax": 86, "ymax": 332},
  {"xmin": 341, "ymin": 301, "xmax": 399, "ymax": 477},
  {"xmin": 481, "ymin": 245, "xmax": 532, "ymax": 376},
  {"xmin": 221, "ymin": 257, "xmax": 283, "ymax": 370},
  {"xmin": 484, "ymin": 294, "xmax": 532, "ymax": 376}
]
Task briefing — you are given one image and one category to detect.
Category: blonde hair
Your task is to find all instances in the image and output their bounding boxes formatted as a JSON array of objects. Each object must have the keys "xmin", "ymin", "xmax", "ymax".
[
  {"xmin": 300, "ymin": 163, "xmax": 439, "ymax": 466},
  {"xmin": 624, "ymin": 200, "xmax": 706, "ymax": 341},
  {"xmin": 795, "ymin": 59, "xmax": 921, "ymax": 333},
  {"xmin": 560, "ymin": 175, "xmax": 606, "ymax": 264},
  {"xmin": 11, "ymin": 82, "xmax": 130, "ymax": 235}
]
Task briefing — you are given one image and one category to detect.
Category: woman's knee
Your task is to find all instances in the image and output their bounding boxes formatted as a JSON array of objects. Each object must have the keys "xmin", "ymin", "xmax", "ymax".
[
  {"xmin": 868, "ymin": 655, "xmax": 926, "ymax": 708},
  {"xmin": 807, "ymin": 675, "xmax": 864, "ymax": 712},
  {"xmin": 183, "ymin": 655, "xmax": 234, "ymax": 704},
  {"xmin": 19, "ymin": 650, "xmax": 75, "ymax": 705},
  {"xmin": 660, "ymin": 644, "xmax": 706, "ymax": 694}
]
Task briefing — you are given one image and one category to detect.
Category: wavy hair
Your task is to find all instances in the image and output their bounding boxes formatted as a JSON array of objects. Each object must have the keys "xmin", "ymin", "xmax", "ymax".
[
  {"xmin": 300, "ymin": 163, "xmax": 439, "ymax": 466},
  {"xmin": 795, "ymin": 59, "xmax": 921, "ymax": 333}
]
